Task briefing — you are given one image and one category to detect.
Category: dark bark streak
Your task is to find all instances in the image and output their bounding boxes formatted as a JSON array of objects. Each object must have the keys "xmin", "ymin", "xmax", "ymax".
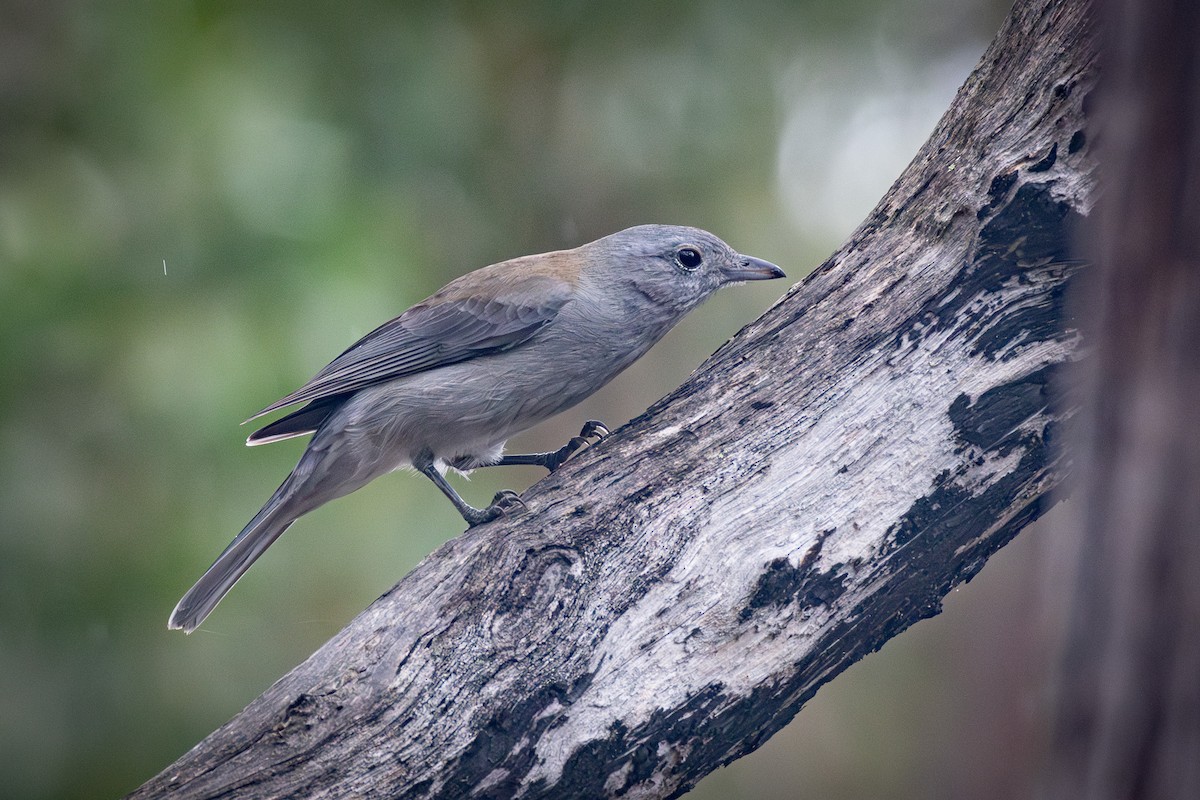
[{"xmin": 739, "ymin": 528, "xmax": 844, "ymax": 621}]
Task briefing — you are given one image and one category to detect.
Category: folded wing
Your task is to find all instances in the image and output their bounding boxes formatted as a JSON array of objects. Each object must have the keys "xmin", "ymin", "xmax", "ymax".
[{"xmin": 246, "ymin": 273, "xmax": 574, "ymax": 425}]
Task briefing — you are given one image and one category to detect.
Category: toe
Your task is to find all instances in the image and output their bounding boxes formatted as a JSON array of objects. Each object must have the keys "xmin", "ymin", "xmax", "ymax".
[
  {"xmin": 490, "ymin": 490, "xmax": 527, "ymax": 511},
  {"xmin": 581, "ymin": 420, "xmax": 610, "ymax": 439}
]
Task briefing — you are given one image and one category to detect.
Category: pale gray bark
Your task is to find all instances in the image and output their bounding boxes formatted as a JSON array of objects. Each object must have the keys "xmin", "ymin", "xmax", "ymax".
[{"xmin": 131, "ymin": 0, "xmax": 1096, "ymax": 797}]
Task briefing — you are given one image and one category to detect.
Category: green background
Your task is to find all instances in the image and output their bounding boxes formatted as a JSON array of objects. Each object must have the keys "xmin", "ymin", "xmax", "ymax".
[{"xmin": 2, "ymin": 1, "xmax": 1071, "ymax": 797}]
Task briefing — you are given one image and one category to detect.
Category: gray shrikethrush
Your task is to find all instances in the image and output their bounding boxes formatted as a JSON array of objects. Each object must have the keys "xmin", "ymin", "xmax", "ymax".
[{"xmin": 169, "ymin": 224, "xmax": 784, "ymax": 632}]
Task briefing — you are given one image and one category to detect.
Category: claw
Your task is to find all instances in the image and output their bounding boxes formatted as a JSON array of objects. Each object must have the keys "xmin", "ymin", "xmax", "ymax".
[
  {"xmin": 490, "ymin": 490, "xmax": 527, "ymax": 512},
  {"xmin": 543, "ymin": 420, "xmax": 611, "ymax": 472},
  {"xmin": 580, "ymin": 419, "xmax": 610, "ymax": 440},
  {"xmin": 463, "ymin": 490, "xmax": 526, "ymax": 526}
]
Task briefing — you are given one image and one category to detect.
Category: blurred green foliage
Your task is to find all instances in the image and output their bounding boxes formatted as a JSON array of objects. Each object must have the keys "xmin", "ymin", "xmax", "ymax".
[{"xmin": 0, "ymin": 1, "xmax": 1031, "ymax": 797}]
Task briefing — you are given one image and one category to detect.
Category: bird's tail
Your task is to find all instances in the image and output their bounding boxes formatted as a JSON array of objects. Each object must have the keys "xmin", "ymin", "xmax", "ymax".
[{"xmin": 168, "ymin": 479, "xmax": 298, "ymax": 633}]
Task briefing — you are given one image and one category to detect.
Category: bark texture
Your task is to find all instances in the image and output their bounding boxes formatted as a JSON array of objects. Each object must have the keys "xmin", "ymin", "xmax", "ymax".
[
  {"xmin": 1045, "ymin": 0, "xmax": 1200, "ymax": 797},
  {"xmin": 132, "ymin": 0, "xmax": 1096, "ymax": 797}
]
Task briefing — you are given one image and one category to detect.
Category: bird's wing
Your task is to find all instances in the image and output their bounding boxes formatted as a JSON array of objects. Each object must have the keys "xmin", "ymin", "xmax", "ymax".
[{"xmin": 246, "ymin": 274, "xmax": 573, "ymax": 421}]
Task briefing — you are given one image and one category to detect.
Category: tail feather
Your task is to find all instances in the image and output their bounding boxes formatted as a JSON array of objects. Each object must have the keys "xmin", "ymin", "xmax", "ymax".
[
  {"xmin": 246, "ymin": 398, "xmax": 341, "ymax": 446},
  {"xmin": 168, "ymin": 481, "xmax": 297, "ymax": 633}
]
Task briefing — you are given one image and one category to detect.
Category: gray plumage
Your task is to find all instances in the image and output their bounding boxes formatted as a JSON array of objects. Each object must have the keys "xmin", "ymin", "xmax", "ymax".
[{"xmin": 169, "ymin": 224, "xmax": 784, "ymax": 632}]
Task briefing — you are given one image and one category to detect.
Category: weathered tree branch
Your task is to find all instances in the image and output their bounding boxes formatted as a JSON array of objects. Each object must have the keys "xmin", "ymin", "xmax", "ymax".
[{"xmin": 132, "ymin": 0, "xmax": 1096, "ymax": 797}]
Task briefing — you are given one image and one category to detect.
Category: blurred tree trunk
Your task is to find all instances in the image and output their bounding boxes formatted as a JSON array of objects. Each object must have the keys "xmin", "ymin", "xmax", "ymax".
[
  {"xmin": 129, "ymin": 0, "xmax": 1097, "ymax": 797},
  {"xmin": 1045, "ymin": 0, "xmax": 1200, "ymax": 798}
]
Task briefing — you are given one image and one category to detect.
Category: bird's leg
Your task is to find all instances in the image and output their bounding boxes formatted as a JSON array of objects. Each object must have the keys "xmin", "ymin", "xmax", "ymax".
[
  {"xmin": 415, "ymin": 456, "xmax": 525, "ymax": 527},
  {"xmin": 494, "ymin": 420, "xmax": 610, "ymax": 472}
]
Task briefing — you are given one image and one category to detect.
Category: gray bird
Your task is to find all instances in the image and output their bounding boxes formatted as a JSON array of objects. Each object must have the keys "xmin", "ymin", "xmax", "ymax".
[{"xmin": 169, "ymin": 224, "xmax": 784, "ymax": 632}]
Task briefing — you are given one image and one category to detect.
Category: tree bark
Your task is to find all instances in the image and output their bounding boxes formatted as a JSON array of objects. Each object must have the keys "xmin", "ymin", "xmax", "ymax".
[
  {"xmin": 132, "ymin": 0, "xmax": 1096, "ymax": 797},
  {"xmin": 1044, "ymin": 0, "xmax": 1200, "ymax": 798}
]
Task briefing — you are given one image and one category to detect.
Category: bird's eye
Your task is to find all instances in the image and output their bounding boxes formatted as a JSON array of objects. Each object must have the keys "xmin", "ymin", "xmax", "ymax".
[{"xmin": 675, "ymin": 247, "xmax": 703, "ymax": 270}]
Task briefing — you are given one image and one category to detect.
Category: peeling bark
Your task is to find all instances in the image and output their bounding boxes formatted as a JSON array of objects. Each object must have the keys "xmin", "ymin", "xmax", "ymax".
[{"xmin": 131, "ymin": 0, "xmax": 1097, "ymax": 797}]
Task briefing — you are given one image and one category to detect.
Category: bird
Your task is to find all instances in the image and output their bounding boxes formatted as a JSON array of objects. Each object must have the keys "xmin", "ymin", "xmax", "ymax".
[{"xmin": 169, "ymin": 224, "xmax": 784, "ymax": 632}]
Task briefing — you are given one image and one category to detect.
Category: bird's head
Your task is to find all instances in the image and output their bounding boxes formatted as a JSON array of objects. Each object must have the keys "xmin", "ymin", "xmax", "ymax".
[{"xmin": 580, "ymin": 224, "xmax": 785, "ymax": 318}]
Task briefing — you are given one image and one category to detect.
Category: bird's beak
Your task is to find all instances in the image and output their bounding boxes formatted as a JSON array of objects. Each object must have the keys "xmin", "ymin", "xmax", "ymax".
[{"xmin": 722, "ymin": 254, "xmax": 786, "ymax": 283}]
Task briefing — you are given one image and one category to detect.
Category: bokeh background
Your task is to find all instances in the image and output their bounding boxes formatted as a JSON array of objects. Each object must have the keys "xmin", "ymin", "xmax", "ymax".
[{"xmin": 0, "ymin": 1, "xmax": 1079, "ymax": 798}]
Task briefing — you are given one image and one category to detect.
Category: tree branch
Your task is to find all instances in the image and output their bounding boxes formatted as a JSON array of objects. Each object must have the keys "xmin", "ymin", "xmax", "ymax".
[{"xmin": 132, "ymin": 0, "xmax": 1096, "ymax": 797}]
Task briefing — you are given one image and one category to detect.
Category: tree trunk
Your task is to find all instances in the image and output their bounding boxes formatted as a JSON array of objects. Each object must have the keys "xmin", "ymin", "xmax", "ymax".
[
  {"xmin": 1044, "ymin": 0, "xmax": 1200, "ymax": 798},
  {"xmin": 131, "ymin": 0, "xmax": 1096, "ymax": 797}
]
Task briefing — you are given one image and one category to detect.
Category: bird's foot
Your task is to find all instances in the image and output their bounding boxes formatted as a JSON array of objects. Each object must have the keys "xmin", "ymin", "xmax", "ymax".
[
  {"xmin": 463, "ymin": 490, "xmax": 527, "ymax": 527},
  {"xmin": 579, "ymin": 419, "xmax": 610, "ymax": 441},
  {"xmin": 545, "ymin": 420, "xmax": 610, "ymax": 472}
]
